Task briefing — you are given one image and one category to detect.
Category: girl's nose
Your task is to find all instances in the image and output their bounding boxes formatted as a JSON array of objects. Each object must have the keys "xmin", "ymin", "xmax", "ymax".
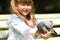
[
  {"xmin": 25, "ymin": 5, "xmax": 28, "ymax": 8},
  {"xmin": 23, "ymin": 6, "xmax": 28, "ymax": 11}
]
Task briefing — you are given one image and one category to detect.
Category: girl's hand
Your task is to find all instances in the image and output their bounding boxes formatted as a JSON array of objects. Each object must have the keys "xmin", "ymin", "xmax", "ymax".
[{"xmin": 41, "ymin": 31, "xmax": 51, "ymax": 40}]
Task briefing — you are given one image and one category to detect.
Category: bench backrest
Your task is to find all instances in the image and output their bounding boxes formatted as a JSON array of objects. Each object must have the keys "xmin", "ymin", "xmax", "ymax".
[{"xmin": 0, "ymin": 14, "xmax": 60, "ymax": 38}]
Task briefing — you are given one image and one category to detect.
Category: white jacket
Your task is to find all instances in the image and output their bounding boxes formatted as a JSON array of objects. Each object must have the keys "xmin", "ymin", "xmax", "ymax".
[{"xmin": 7, "ymin": 14, "xmax": 37, "ymax": 40}]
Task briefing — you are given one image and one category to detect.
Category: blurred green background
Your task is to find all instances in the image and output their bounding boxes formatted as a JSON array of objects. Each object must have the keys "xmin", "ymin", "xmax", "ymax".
[{"xmin": 0, "ymin": 0, "xmax": 60, "ymax": 14}]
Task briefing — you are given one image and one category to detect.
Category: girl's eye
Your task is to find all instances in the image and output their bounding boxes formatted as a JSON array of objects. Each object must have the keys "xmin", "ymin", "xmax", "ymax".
[
  {"xmin": 21, "ymin": 3, "xmax": 31, "ymax": 6},
  {"xmin": 21, "ymin": 4, "xmax": 25, "ymax": 6},
  {"xmin": 27, "ymin": 4, "xmax": 31, "ymax": 6}
]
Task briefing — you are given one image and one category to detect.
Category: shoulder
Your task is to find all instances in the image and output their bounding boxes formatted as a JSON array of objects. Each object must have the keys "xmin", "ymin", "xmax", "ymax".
[{"xmin": 7, "ymin": 14, "xmax": 23, "ymax": 25}]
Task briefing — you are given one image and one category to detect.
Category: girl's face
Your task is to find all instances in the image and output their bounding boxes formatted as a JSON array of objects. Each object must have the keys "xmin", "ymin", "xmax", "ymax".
[{"xmin": 16, "ymin": 3, "xmax": 32, "ymax": 16}]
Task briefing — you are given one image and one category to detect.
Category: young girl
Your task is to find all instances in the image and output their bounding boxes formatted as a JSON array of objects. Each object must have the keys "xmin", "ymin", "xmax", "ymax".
[{"xmin": 7, "ymin": 0, "xmax": 51, "ymax": 40}]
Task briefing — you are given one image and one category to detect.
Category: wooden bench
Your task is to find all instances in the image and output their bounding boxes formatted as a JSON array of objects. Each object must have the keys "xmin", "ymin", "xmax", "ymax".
[{"xmin": 0, "ymin": 14, "xmax": 60, "ymax": 40}]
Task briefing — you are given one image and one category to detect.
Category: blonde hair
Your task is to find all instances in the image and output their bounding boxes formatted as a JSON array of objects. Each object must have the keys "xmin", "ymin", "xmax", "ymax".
[{"xmin": 11, "ymin": 0, "xmax": 37, "ymax": 26}]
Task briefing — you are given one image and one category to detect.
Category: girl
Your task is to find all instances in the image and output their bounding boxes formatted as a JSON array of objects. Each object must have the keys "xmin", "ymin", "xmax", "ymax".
[{"xmin": 7, "ymin": 0, "xmax": 51, "ymax": 40}]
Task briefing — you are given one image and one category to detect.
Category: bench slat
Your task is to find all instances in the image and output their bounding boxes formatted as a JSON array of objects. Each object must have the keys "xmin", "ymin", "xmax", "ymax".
[
  {"xmin": 53, "ymin": 28, "xmax": 60, "ymax": 35},
  {"xmin": 0, "ymin": 14, "xmax": 11, "ymax": 20},
  {"xmin": 37, "ymin": 18, "xmax": 60, "ymax": 25},
  {"xmin": 0, "ymin": 21, "xmax": 8, "ymax": 28},
  {"xmin": 0, "ymin": 30, "xmax": 9, "ymax": 38},
  {"xmin": 0, "ymin": 14, "xmax": 60, "ymax": 20},
  {"xmin": 36, "ymin": 37, "xmax": 60, "ymax": 40}
]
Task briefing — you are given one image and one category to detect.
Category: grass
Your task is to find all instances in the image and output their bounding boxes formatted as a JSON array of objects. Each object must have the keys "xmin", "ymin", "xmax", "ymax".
[{"xmin": 0, "ymin": 38, "xmax": 7, "ymax": 40}]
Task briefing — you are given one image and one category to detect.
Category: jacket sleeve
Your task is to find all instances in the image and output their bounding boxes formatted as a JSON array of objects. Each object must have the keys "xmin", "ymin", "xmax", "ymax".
[{"xmin": 7, "ymin": 18, "xmax": 30, "ymax": 35}]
